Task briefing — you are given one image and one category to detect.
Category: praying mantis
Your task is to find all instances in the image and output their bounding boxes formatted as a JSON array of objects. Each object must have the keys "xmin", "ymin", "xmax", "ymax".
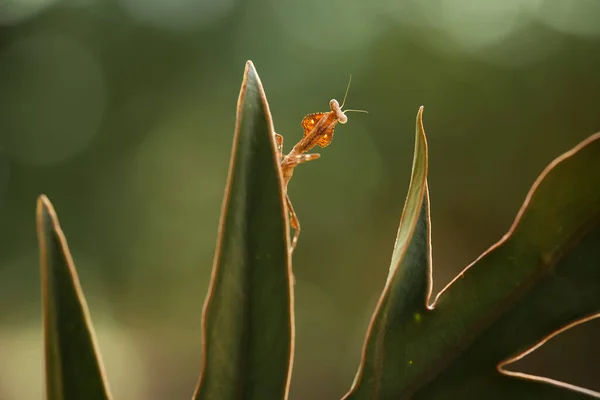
[{"xmin": 274, "ymin": 76, "xmax": 367, "ymax": 254}]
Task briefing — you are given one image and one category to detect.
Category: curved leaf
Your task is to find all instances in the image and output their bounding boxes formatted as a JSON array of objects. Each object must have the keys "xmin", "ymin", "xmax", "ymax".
[
  {"xmin": 422, "ymin": 132, "xmax": 600, "ymax": 398},
  {"xmin": 193, "ymin": 61, "xmax": 294, "ymax": 400},
  {"xmin": 344, "ymin": 106, "xmax": 431, "ymax": 399},
  {"xmin": 36, "ymin": 195, "xmax": 112, "ymax": 400},
  {"xmin": 345, "ymin": 112, "xmax": 600, "ymax": 399}
]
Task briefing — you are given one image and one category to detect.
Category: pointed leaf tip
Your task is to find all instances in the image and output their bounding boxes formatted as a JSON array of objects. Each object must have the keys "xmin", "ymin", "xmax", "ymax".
[
  {"xmin": 345, "ymin": 106, "xmax": 432, "ymax": 399},
  {"xmin": 416, "ymin": 106, "xmax": 427, "ymax": 150},
  {"xmin": 194, "ymin": 62, "xmax": 292, "ymax": 400},
  {"xmin": 37, "ymin": 194, "xmax": 51, "ymax": 211},
  {"xmin": 244, "ymin": 60, "xmax": 258, "ymax": 80},
  {"xmin": 37, "ymin": 196, "xmax": 112, "ymax": 400},
  {"xmin": 36, "ymin": 194, "xmax": 54, "ymax": 231},
  {"xmin": 346, "ymin": 130, "xmax": 600, "ymax": 399}
]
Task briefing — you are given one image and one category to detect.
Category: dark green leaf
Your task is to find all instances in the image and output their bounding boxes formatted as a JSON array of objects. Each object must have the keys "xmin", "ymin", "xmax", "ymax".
[
  {"xmin": 37, "ymin": 195, "xmax": 112, "ymax": 400},
  {"xmin": 193, "ymin": 61, "xmax": 293, "ymax": 400},
  {"xmin": 345, "ymin": 113, "xmax": 600, "ymax": 398},
  {"xmin": 344, "ymin": 106, "xmax": 432, "ymax": 399}
]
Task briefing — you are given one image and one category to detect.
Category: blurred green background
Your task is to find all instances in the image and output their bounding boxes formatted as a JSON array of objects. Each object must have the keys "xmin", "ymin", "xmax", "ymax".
[{"xmin": 0, "ymin": 0, "xmax": 599, "ymax": 398}]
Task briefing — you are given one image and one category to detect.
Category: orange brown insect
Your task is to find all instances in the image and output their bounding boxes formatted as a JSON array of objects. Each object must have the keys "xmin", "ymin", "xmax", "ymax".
[{"xmin": 275, "ymin": 76, "xmax": 367, "ymax": 253}]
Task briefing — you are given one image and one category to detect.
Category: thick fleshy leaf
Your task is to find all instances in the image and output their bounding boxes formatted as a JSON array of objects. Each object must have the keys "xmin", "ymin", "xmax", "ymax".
[
  {"xmin": 193, "ymin": 61, "xmax": 293, "ymax": 400},
  {"xmin": 345, "ymin": 113, "xmax": 600, "ymax": 399},
  {"xmin": 36, "ymin": 195, "xmax": 112, "ymax": 400}
]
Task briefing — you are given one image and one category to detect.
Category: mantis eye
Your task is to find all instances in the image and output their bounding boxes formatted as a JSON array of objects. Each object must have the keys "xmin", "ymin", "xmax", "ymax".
[
  {"xmin": 329, "ymin": 99, "xmax": 340, "ymax": 111},
  {"xmin": 329, "ymin": 99, "xmax": 347, "ymax": 123}
]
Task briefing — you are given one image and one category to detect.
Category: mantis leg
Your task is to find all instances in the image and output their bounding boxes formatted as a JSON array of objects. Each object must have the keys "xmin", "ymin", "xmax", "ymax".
[
  {"xmin": 293, "ymin": 153, "xmax": 320, "ymax": 164},
  {"xmin": 285, "ymin": 194, "xmax": 301, "ymax": 253},
  {"xmin": 283, "ymin": 154, "xmax": 319, "ymax": 253},
  {"xmin": 274, "ymin": 133, "xmax": 284, "ymax": 161}
]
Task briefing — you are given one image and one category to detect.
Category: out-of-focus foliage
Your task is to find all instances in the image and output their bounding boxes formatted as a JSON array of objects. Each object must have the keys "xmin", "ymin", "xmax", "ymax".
[{"xmin": 0, "ymin": 0, "xmax": 599, "ymax": 399}]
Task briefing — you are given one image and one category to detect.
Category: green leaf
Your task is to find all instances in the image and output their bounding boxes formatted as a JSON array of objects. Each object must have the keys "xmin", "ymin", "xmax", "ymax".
[
  {"xmin": 36, "ymin": 195, "xmax": 112, "ymax": 400},
  {"xmin": 343, "ymin": 106, "xmax": 432, "ymax": 399},
  {"xmin": 193, "ymin": 61, "xmax": 293, "ymax": 400},
  {"xmin": 344, "ymin": 111, "xmax": 600, "ymax": 399}
]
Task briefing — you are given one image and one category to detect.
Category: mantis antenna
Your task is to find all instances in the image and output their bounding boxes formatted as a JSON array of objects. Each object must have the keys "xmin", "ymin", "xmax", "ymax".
[
  {"xmin": 340, "ymin": 74, "xmax": 352, "ymax": 109},
  {"xmin": 344, "ymin": 109, "xmax": 369, "ymax": 114},
  {"xmin": 340, "ymin": 75, "xmax": 368, "ymax": 114}
]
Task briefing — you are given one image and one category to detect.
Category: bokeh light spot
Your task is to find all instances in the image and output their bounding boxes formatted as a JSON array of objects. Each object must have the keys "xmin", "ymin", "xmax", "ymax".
[
  {"xmin": 0, "ymin": 33, "xmax": 106, "ymax": 166},
  {"xmin": 268, "ymin": 0, "xmax": 376, "ymax": 52},
  {"xmin": 536, "ymin": 0, "xmax": 600, "ymax": 38},
  {"xmin": 0, "ymin": 0, "xmax": 60, "ymax": 25},
  {"xmin": 468, "ymin": 24, "xmax": 561, "ymax": 68},
  {"xmin": 438, "ymin": 0, "xmax": 541, "ymax": 50}
]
